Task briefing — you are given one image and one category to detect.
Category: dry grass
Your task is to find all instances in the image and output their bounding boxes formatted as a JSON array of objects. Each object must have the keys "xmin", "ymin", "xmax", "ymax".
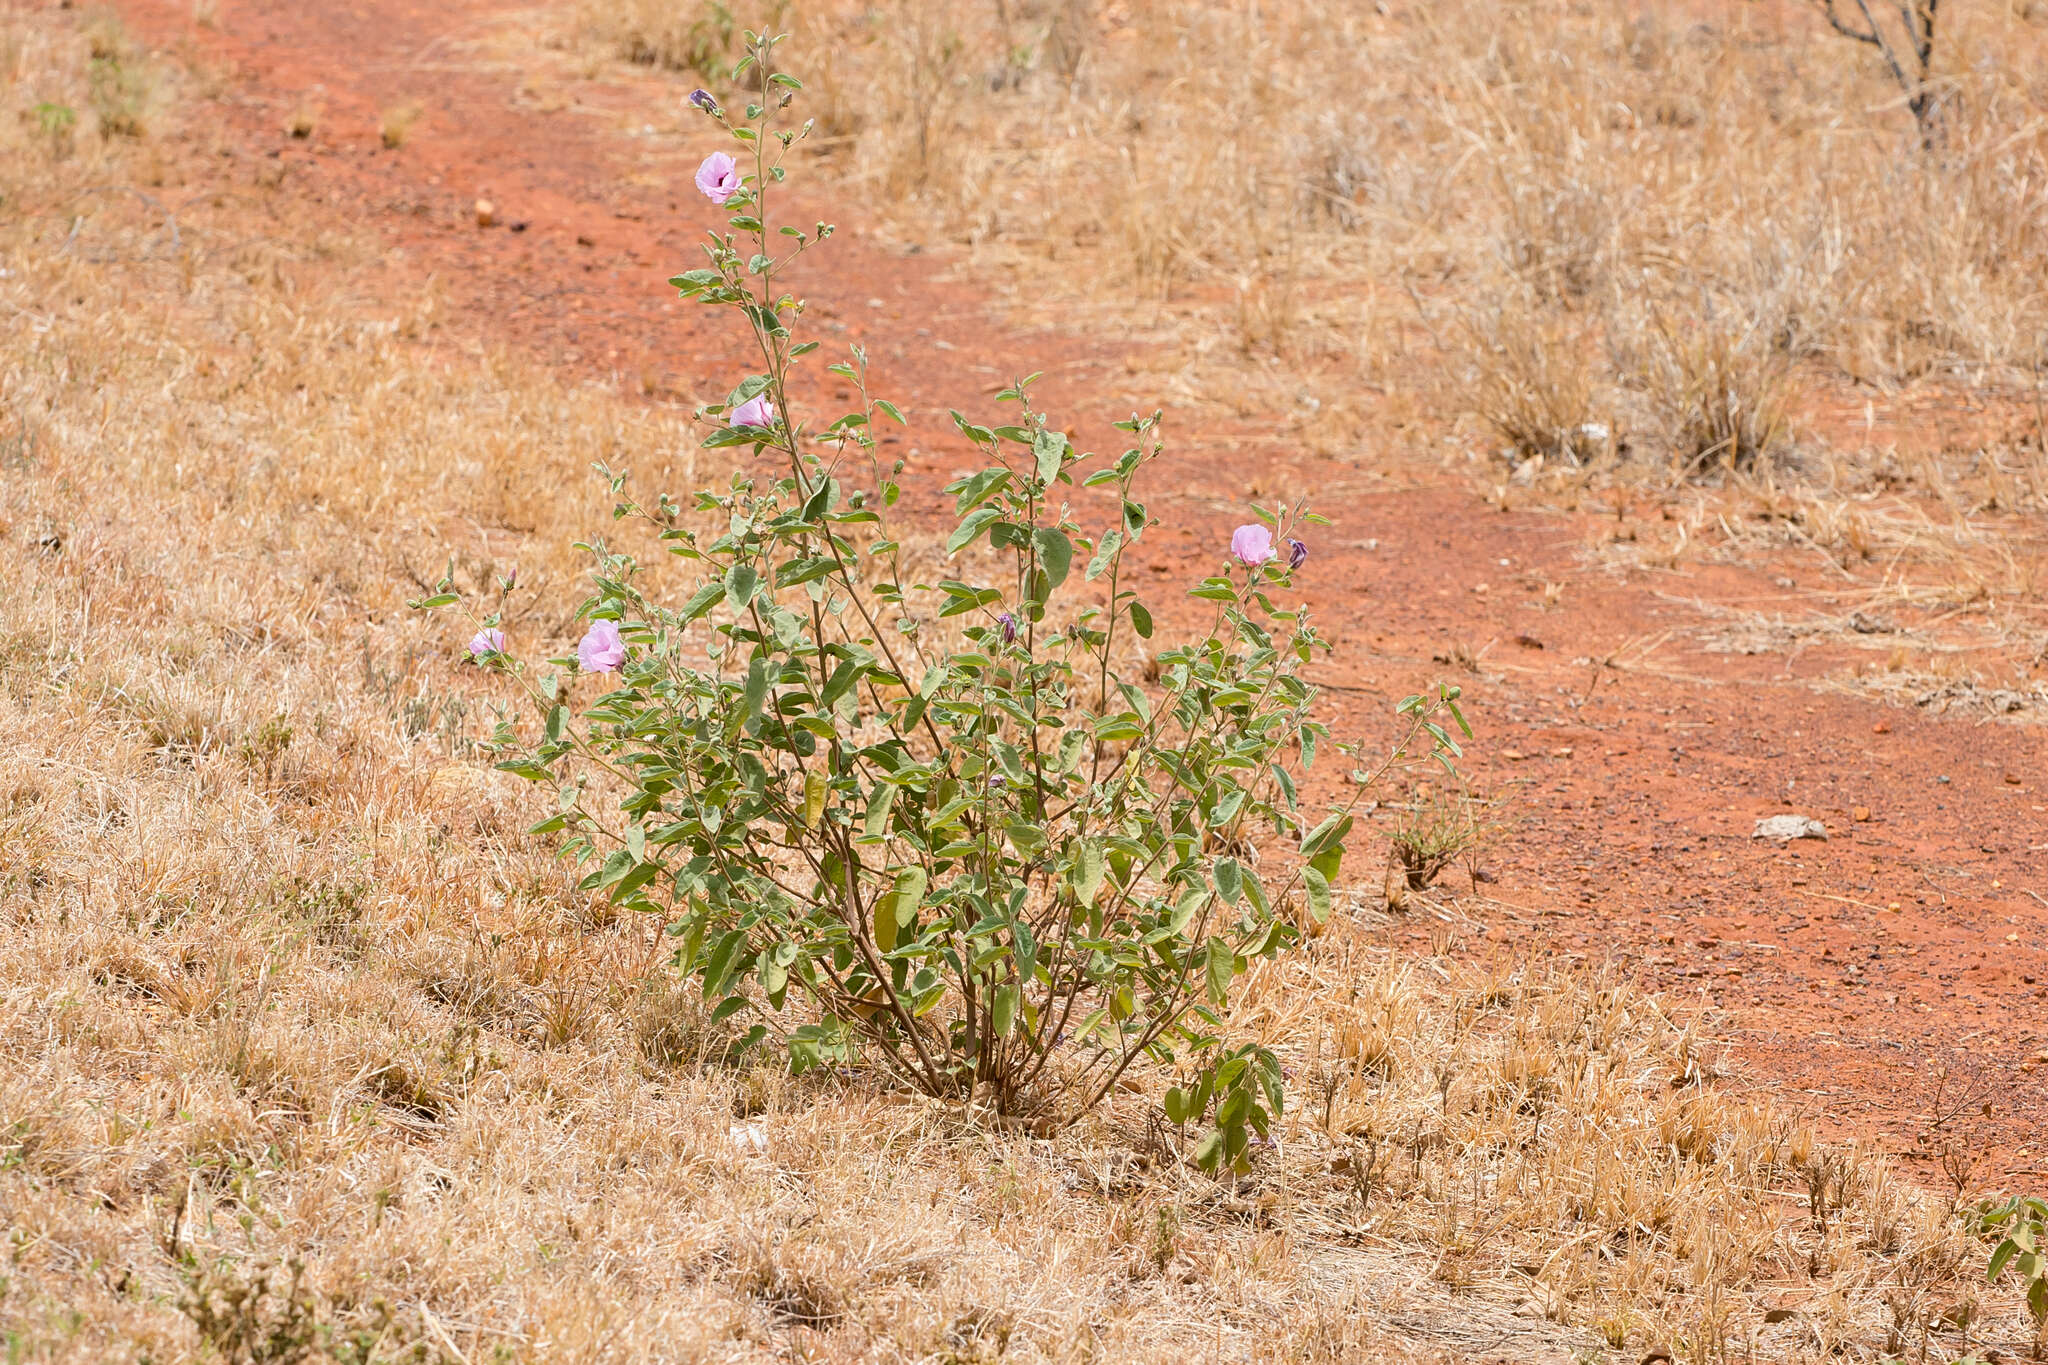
[
  {"xmin": 575, "ymin": 0, "xmax": 2048, "ymax": 453},
  {"xmin": 3, "ymin": 5, "xmax": 2045, "ymax": 1362},
  {"xmin": 568, "ymin": 0, "xmax": 2048, "ymax": 641},
  {"xmin": 378, "ymin": 99, "xmax": 423, "ymax": 149}
]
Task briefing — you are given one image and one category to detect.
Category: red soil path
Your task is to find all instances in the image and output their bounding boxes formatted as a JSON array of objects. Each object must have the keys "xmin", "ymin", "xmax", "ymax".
[{"xmin": 108, "ymin": 0, "xmax": 2048, "ymax": 1181}]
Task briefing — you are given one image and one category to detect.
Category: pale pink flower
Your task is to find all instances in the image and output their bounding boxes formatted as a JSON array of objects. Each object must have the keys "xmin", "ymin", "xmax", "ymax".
[
  {"xmin": 467, "ymin": 627, "xmax": 505, "ymax": 658},
  {"xmin": 1230, "ymin": 524, "xmax": 1276, "ymax": 566},
  {"xmin": 578, "ymin": 619, "xmax": 626, "ymax": 673},
  {"xmin": 695, "ymin": 151, "xmax": 741, "ymax": 205},
  {"xmin": 730, "ymin": 393, "xmax": 777, "ymax": 428}
]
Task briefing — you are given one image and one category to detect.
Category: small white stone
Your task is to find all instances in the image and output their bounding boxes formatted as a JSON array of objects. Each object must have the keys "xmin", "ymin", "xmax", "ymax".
[{"xmin": 1752, "ymin": 815, "xmax": 1827, "ymax": 842}]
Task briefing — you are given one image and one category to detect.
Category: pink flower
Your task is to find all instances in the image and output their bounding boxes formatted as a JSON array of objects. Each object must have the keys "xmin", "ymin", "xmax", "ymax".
[
  {"xmin": 467, "ymin": 627, "xmax": 505, "ymax": 658},
  {"xmin": 730, "ymin": 393, "xmax": 777, "ymax": 428},
  {"xmin": 578, "ymin": 620, "xmax": 626, "ymax": 673},
  {"xmin": 695, "ymin": 151, "xmax": 741, "ymax": 205},
  {"xmin": 1230, "ymin": 524, "xmax": 1276, "ymax": 566}
]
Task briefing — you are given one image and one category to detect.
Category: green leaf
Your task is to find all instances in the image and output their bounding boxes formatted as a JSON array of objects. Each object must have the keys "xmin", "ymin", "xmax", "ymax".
[
  {"xmin": 1255, "ymin": 1048, "xmax": 1285, "ymax": 1114},
  {"xmin": 726, "ymin": 562, "xmax": 761, "ymax": 611},
  {"xmin": 1013, "ymin": 918, "xmax": 1037, "ymax": 983},
  {"xmin": 820, "ymin": 656, "xmax": 864, "ymax": 708},
  {"xmin": 875, "ymin": 866, "xmax": 928, "ymax": 953},
  {"xmin": 614, "ymin": 860, "xmax": 659, "ymax": 902},
  {"xmin": 1214, "ymin": 858, "xmax": 1244, "ymax": 906},
  {"xmin": 702, "ymin": 929, "xmax": 748, "ymax": 998},
  {"xmin": 1163, "ymin": 1086, "xmax": 1192, "ymax": 1126},
  {"xmin": 1205, "ymin": 938, "xmax": 1235, "ymax": 1007},
  {"xmin": 1085, "ymin": 530, "xmax": 1121, "ymax": 580},
  {"xmin": 702, "ymin": 425, "xmax": 765, "ymax": 449},
  {"xmin": 409, "ymin": 592, "xmax": 459, "ymax": 610},
  {"xmin": 775, "ymin": 555, "xmax": 835, "ymax": 589},
  {"xmin": 681, "ymin": 579, "xmax": 725, "ymax": 622},
  {"xmin": 1129, "ymin": 601, "xmax": 1153, "ymax": 638},
  {"xmin": 1033, "ymin": 429, "xmax": 1066, "ymax": 484},
  {"xmin": 1304, "ymin": 867, "xmax": 1333, "ymax": 924},
  {"xmin": 992, "ymin": 983, "xmax": 1017, "ymax": 1039},
  {"xmin": 947, "ymin": 505, "xmax": 1003, "ymax": 554},
  {"xmin": 1033, "ymin": 528, "xmax": 1073, "ymax": 591},
  {"xmin": 1071, "ymin": 841, "xmax": 1105, "ymax": 907},
  {"xmin": 803, "ymin": 771, "xmax": 827, "ymax": 829},
  {"xmin": 862, "ymin": 782, "xmax": 899, "ymax": 842},
  {"xmin": 936, "ymin": 582, "xmax": 1003, "ymax": 617},
  {"xmin": 742, "ymin": 655, "xmax": 770, "ymax": 723},
  {"xmin": 1309, "ymin": 840, "xmax": 1343, "ymax": 884},
  {"xmin": 950, "ymin": 467, "xmax": 1010, "ymax": 516},
  {"xmin": 581, "ymin": 847, "xmax": 634, "ymax": 891},
  {"xmin": 1301, "ymin": 813, "xmax": 1354, "ymax": 858}
]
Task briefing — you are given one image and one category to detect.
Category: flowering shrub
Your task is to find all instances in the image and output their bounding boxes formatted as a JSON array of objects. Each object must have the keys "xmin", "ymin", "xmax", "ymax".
[{"xmin": 417, "ymin": 31, "xmax": 1469, "ymax": 1163}]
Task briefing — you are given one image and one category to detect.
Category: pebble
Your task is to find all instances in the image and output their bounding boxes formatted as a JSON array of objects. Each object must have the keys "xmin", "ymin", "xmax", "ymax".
[{"xmin": 1753, "ymin": 815, "xmax": 1827, "ymax": 842}]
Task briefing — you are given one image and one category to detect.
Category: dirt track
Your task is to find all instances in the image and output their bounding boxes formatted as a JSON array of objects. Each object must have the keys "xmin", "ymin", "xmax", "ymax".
[{"xmin": 112, "ymin": 0, "xmax": 2048, "ymax": 1180}]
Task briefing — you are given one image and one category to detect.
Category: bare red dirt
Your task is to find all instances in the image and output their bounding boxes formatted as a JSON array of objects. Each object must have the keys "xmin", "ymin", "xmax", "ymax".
[{"xmin": 107, "ymin": 0, "xmax": 2048, "ymax": 1182}]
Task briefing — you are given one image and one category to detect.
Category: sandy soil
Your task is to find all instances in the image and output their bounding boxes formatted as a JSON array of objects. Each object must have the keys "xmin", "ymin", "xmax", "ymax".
[{"xmin": 109, "ymin": 0, "xmax": 2048, "ymax": 1184}]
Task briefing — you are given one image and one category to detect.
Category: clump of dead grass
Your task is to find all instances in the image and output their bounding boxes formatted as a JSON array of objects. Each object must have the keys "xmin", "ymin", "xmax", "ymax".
[
  {"xmin": 1466, "ymin": 297, "xmax": 1614, "ymax": 472},
  {"xmin": 578, "ymin": 0, "xmax": 765, "ymax": 79}
]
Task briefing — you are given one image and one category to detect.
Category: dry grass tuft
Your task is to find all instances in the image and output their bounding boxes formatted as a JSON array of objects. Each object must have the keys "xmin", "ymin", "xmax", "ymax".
[
  {"xmin": 1467, "ymin": 298, "xmax": 1613, "ymax": 472},
  {"xmin": 1637, "ymin": 305, "xmax": 1796, "ymax": 478},
  {"xmin": 379, "ymin": 98, "xmax": 422, "ymax": 148}
]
